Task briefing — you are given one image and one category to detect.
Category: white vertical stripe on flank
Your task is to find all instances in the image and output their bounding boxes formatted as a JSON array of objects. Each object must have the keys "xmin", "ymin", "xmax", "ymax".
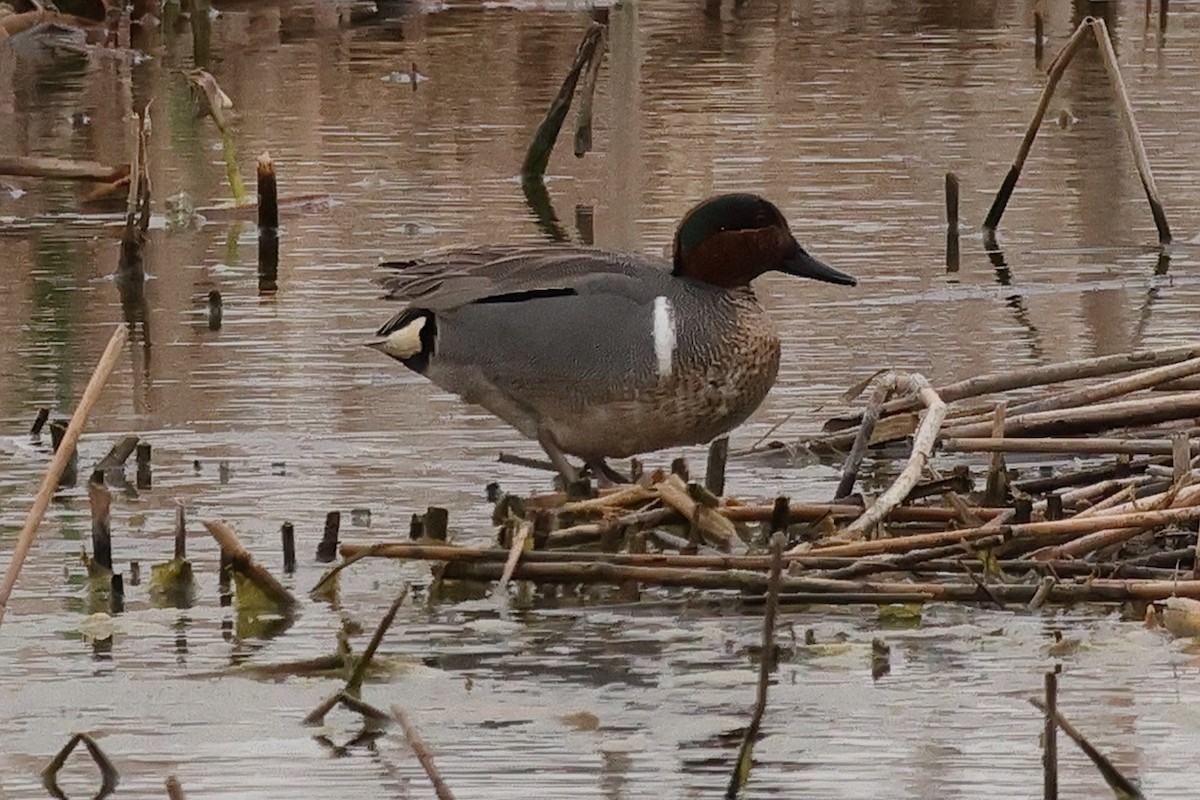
[{"xmin": 652, "ymin": 296, "xmax": 676, "ymax": 378}]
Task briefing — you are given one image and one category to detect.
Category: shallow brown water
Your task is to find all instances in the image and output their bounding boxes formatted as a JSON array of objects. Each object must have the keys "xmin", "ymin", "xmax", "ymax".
[{"xmin": 3, "ymin": 0, "xmax": 1200, "ymax": 797}]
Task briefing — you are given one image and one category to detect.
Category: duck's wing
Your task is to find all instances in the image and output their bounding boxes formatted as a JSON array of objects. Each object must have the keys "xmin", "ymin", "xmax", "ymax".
[{"xmin": 377, "ymin": 245, "xmax": 670, "ymax": 311}]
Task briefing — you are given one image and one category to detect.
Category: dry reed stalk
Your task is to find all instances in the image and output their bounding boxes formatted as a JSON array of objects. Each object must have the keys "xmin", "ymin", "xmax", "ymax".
[
  {"xmin": 0, "ymin": 155, "xmax": 127, "ymax": 181},
  {"xmin": 942, "ymin": 390, "xmax": 1200, "ymax": 439},
  {"xmin": 808, "ymin": 505, "xmax": 1200, "ymax": 559},
  {"xmin": 834, "ymin": 379, "xmax": 892, "ymax": 500},
  {"xmin": 494, "ymin": 521, "xmax": 532, "ymax": 598},
  {"xmin": 340, "ymin": 542, "xmax": 888, "ymax": 572},
  {"xmin": 0, "ymin": 325, "xmax": 127, "ymax": 631},
  {"xmin": 819, "ymin": 343, "xmax": 1200, "ymax": 448},
  {"xmin": 1036, "ymin": 478, "xmax": 1200, "ymax": 559},
  {"xmin": 958, "ymin": 355, "xmax": 1200, "ymax": 431},
  {"xmin": 982, "ymin": 19, "xmax": 1092, "ymax": 233},
  {"xmin": 657, "ymin": 474, "xmax": 743, "ymax": 552},
  {"xmin": 942, "ymin": 436, "xmax": 1195, "ymax": 456},
  {"xmin": 391, "ymin": 705, "xmax": 457, "ymax": 800},
  {"xmin": 1088, "ymin": 17, "xmax": 1170, "ymax": 245},
  {"xmin": 836, "ymin": 374, "xmax": 946, "ymax": 542},
  {"xmin": 202, "ymin": 520, "xmax": 297, "ymax": 611}
]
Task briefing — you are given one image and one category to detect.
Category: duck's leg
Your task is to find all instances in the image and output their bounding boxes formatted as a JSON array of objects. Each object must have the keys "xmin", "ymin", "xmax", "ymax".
[
  {"xmin": 536, "ymin": 429, "xmax": 582, "ymax": 485},
  {"xmin": 586, "ymin": 458, "xmax": 631, "ymax": 487}
]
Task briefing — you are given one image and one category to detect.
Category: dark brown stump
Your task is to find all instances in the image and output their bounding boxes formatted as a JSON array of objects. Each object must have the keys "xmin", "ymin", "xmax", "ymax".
[
  {"xmin": 317, "ymin": 511, "xmax": 341, "ymax": 563},
  {"xmin": 30, "ymin": 407, "xmax": 50, "ymax": 436},
  {"xmin": 174, "ymin": 502, "xmax": 187, "ymax": 561},
  {"xmin": 945, "ymin": 172, "xmax": 960, "ymax": 272},
  {"xmin": 89, "ymin": 481, "xmax": 113, "ymax": 573},
  {"xmin": 49, "ymin": 419, "xmax": 78, "ymax": 487},
  {"xmin": 1046, "ymin": 493, "xmax": 1064, "ymax": 520},
  {"xmin": 769, "ymin": 496, "xmax": 790, "ymax": 535},
  {"xmin": 110, "ymin": 573, "xmax": 125, "ymax": 614},
  {"xmin": 424, "ymin": 507, "xmax": 449, "ymax": 542},
  {"xmin": 135, "ymin": 442, "xmax": 152, "ymax": 489},
  {"xmin": 282, "ymin": 521, "xmax": 296, "ymax": 574},
  {"xmin": 1044, "ymin": 670, "xmax": 1058, "ymax": 799},
  {"xmin": 705, "ymin": 436, "xmax": 729, "ymax": 497},
  {"xmin": 207, "ymin": 289, "xmax": 223, "ymax": 331},
  {"xmin": 257, "ymin": 153, "xmax": 279, "ymax": 295},
  {"xmin": 671, "ymin": 457, "xmax": 689, "ymax": 482},
  {"xmin": 1034, "ymin": 8, "xmax": 1045, "ymax": 64}
]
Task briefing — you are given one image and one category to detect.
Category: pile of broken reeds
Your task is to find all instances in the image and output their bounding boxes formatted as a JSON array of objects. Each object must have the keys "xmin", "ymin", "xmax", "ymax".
[{"xmin": 339, "ymin": 342, "xmax": 1200, "ymax": 612}]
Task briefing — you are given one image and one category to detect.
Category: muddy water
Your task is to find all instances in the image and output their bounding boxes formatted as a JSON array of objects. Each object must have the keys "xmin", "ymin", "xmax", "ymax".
[{"xmin": 3, "ymin": 0, "xmax": 1200, "ymax": 797}]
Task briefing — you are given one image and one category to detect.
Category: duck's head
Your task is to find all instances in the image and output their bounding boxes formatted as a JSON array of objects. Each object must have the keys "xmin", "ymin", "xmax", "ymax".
[{"xmin": 672, "ymin": 193, "xmax": 856, "ymax": 289}]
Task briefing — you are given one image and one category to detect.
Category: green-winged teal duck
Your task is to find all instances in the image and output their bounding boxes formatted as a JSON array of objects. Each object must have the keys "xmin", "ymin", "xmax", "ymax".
[{"xmin": 368, "ymin": 193, "xmax": 856, "ymax": 484}]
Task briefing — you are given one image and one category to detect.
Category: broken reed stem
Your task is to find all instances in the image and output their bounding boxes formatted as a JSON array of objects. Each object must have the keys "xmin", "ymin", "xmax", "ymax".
[
  {"xmin": 816, "ymin": 343, "xmax": 1200, "ymax": 450},
  {"xmin": 0, "ymin": 325, "xmax": 127, "ymax": 631},
  {"xmin": 835, "ymin": 379, "xmax": 892, "ymax": 500},
  {"xmin": 346, "ymin": 583, "xmax": 410, "ymax": 696},
  {"xmin": 1088, "ymin": 17, "xmax": 1171, "ymax": 245},
  {"xmin": 174, "ymin": 500, "xmax": 187, "ymax": 561},
  {"xmin": 30, "ymin": 408, "xmax": 50, "ymax": 436},
  {"xmin": 521, "ymin": 22, "xmax": 605, "ymax": 178},
  {"xmin": 391, "ymin": 705, "xmax": 457, "ymax": 800},
  {"xmin": 1028, "ymin": 697, "xmax": 1143, "ymax": 799},
  {"xmin": 942, "ymin": 436, "xmax": 1200, "ymax": 456},
  {"xmin": 943, "ymin": 354, "xmax": 1200, "ymax": 437},
  {"xmin": 983, "ymin": 19, "xmax": 1092, "ymax": 233},
  {"xmin": 201, "ymin": 520, "xmax": 297, "ymax": 611},
  {"xmin": 494, "ymin": 521, "xmax": 532, "ymax": 599},
  {"xmin": 944, "ymin": 171, "xmax": 959, "ymax": 229},
  {"xmin": 338, "ymin": 542, "xmax": 1172, "ymax": 581},
  {"xmin": 657, "ymin": 474, "xmax": 743, "ymax": 552},
  {"xmin": 88, "ymin": 481, "xmax": 113, "ymax": 574},
  {"xmin": 984, "ymin": 403, "xmax": 1009, "ymax": 505},
  {"xmin": 727, "ymin": 532, "xmax": 785, "ymax": 798},
  {"xmin": 317, "ymin": 511, "xmax": 341, "ymax": 562},
  {"xmin": 812, "ymin": 504, "xmax": 1200, "ymax": 558},
  {"xmin": 1034, "ymin": 4, "xmax": 1045, "ymax": 64},
  {"xmin": 0, "ymin": 155, "xmax": 127, "ymax": 182},
  {"xmin": 839, "ymin": 374, "xmax": 946, "ymax": 541},
  {"xmin": 573, "ymin": 24, "xmax": 607, "ymax": 158},
  {"xmin": 281, "ymin": 521, "xmax": 296, "ymax": 574},
  {"xmin": 94, "ymin": 435, "xmax": 139, "ymax": 471},
  {"xmin": 943, "ymin": 390, "xmax": 1200, "ymax": 440},
  {"xmin": 257, "ymin": 152, "xmax": 279, "ymax": 293},
  {"xmin": 256, "ymin": 152, "xmax": 278, "ymax": 231}
]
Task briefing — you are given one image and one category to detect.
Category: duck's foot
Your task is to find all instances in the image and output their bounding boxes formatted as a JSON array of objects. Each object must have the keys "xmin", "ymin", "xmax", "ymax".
[{"xmin": 586, "ymin": 459, "xmax": 631, "ymax": 488}]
